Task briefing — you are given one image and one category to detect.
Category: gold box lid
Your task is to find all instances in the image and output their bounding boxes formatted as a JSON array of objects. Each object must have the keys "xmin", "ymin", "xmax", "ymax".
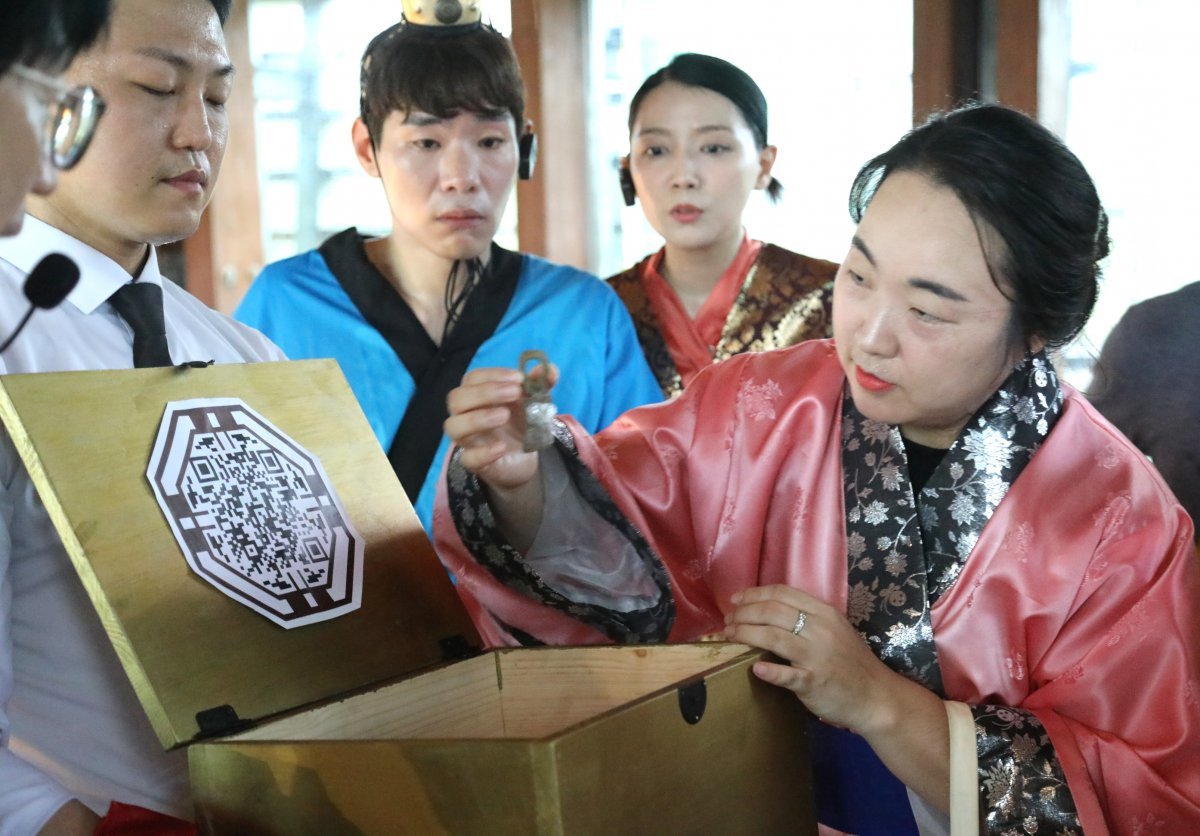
[{"xmin": 0, "ymin": 359, "xmax": 480, "ymax": 749}]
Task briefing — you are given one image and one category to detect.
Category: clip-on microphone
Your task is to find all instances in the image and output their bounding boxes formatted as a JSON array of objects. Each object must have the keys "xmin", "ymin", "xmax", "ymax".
[{"xmin": 0, "ymin": 252, "xmax": 81, "ymax": 354}]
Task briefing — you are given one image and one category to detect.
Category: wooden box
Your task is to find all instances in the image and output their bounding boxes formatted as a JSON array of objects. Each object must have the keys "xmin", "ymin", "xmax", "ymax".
[{"xmin": 0, "ymin": 360, "xmax": 815, "ymax": 835}]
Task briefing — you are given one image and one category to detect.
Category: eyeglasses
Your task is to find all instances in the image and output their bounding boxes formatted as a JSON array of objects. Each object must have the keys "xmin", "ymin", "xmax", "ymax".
[{"xmin": 8, "ymin": 63, "xmax": 106, "ymax": 170}]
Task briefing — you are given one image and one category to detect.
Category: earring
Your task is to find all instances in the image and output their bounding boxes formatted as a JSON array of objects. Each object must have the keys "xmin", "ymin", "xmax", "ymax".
[{"xmin": 618, "ymin": 156, "xmax": 636, "ymax": 206}]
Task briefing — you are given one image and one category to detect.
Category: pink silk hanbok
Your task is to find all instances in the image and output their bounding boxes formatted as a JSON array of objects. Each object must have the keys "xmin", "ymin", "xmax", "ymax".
[{"xmin": 434, "ymin": 339, "xmax": 1200, "ymax": 833}]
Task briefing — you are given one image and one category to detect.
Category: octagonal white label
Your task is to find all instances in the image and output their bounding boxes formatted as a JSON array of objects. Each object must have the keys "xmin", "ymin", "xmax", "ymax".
[{"xmin": 147, "ymin": 398, "xmax": 363, "ymax": 628}]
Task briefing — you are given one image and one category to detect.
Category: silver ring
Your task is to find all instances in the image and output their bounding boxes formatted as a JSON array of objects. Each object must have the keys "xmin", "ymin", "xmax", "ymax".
[{"xmin": 790, "ymin": 610, "xmax": 808, "ymax": 636}]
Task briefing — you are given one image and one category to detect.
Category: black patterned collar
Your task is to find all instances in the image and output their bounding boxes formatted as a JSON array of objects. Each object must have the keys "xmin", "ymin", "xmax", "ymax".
[{"xmin": 840, "ymin": 351, "xmax": 1064, "ymax": 693}]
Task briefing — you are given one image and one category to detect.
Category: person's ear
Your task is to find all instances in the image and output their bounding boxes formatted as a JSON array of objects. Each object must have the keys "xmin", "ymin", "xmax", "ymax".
[
  {"xmin": 518, "ymin": 119, "xmax": 537, "ymax": 181},
  {"xmin": 352, "ymin": 117, "xmax": 380, "ymax": 178},
  {"xmin": 755, "ymin": 145, "xmax": 778, "ymax": 190}
]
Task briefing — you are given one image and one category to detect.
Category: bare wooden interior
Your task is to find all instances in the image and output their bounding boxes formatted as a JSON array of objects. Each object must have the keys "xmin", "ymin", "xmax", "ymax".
[{"xmin": 234, "ymin": 643, "xmax": 753, "ymax": 743}]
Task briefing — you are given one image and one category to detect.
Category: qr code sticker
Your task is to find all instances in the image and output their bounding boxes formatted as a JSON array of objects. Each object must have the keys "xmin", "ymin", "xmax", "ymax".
[{"xmin": 148, "ymin": 398, "xmax": 363, "ymax": 628}]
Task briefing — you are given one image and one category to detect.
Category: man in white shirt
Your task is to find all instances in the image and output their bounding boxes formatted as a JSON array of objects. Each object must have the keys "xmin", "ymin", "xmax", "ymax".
[{"xmin": 0, "ymin": 0, "xmax": 284, "ymax": 832}]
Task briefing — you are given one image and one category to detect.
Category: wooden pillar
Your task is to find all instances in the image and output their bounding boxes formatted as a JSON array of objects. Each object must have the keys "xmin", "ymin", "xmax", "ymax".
[
  {"xmin": 510, "ymin": 0, "xmax": 592, "ymax": 270},
  {"xmin": 183, "ymin": 0, "xmax": 264, "ymax": 314},
  {"xmin": 913, "ymin": 0, "xmax": 1041, "ymax": 125},
  {"xmin": 912, "ymin": 0, "xmax": 982, "ymax": 124},
  {"xmin": 995, "ymin": 0, "xmax": 1039, "ymax": 117}
]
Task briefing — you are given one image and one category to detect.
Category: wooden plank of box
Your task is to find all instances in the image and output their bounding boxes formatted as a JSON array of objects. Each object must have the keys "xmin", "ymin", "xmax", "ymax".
[{"xmin": 192, "ymin": 643, "xmax": 815, "ymax": 834}]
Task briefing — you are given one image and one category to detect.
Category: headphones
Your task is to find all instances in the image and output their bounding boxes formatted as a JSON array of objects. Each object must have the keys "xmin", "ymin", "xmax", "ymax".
[
  {"xmin": 618, "ymin": 155, "xmax": 636, "ymax": 206},
  {"xmin": 519, "ymin": 128, "xmax": 537, "ymax": 181}
]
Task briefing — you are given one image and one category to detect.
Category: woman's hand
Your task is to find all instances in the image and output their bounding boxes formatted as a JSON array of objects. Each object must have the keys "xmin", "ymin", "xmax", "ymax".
[
  {"xmin": 727, "ymin": 584, "xmax": 953, "ymax": 811},
  {"xmin": 445, "ymin": 365, "xmax": 559, "ymax": 551},
  {"xmin": 723, "ymin": 584, "xmax": 904, "ymax": 736},
  {"xmin": 725, "ymin": 584, "xmax": 952, "ymax": 812},
  {"xmin": 444, "ymin": 366, "xmax": 556, "ymax": 491}
]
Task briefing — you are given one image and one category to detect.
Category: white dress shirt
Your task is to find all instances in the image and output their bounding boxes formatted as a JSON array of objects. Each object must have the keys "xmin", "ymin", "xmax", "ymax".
[{"xmin": 0, "ymin": 216, "xmax": 285, "ymax": 834}]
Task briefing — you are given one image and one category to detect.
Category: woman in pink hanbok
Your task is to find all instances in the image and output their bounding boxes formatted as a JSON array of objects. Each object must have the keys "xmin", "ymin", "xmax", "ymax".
[
  {"xmin": 607, "ymin": 53, "xmax": 835, "ymax": 399},
  {"xmin": 434, "ymin": 103, "xmax": 1200, "ymax": 834}
]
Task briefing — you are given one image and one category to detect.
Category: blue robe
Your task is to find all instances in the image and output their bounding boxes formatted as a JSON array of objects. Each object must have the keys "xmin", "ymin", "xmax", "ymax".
[{"xmin": 236, "ymin": 229, "xmax": 661, "ymax": 531}]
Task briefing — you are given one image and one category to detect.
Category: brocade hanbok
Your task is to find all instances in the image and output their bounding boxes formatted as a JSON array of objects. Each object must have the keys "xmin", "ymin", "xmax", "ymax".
[
  {"xmin": 607, "ymin": 235, "xmax": 835, "ymax": 398},
  {"xmin": 434, "ymin": 339, "xmax": 1200, "ymax": 834}
]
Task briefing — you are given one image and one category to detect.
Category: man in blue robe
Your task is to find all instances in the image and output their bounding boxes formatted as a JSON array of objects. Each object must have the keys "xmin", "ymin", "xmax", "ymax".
[{"xmin": 236, "ymin": 8, "xmax": 660, "ymax": 531}]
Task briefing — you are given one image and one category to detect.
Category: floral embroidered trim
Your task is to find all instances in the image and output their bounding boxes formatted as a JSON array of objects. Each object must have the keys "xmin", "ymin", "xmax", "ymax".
[
  {"xmin": 975, "ymin": 705, "xmax": 1082, "ymax": 833},
  {"xmin": 921, "ymin": 354, "xmax": 1063, "ymax": 600},
  {"xmin": 445, "ymin": 421, "xmax": 675, "ymax": 644},
  {"xmin": 607, "ymin": 263, "xmax": 685, "ymax": 398},
  {"xmin": 842, "ymin": 404, "xmax": 942, "ymax": 691},
  {"xmin": 608, "ymin": 246, "xmax": 835, "ymax": 398},
  {"xmin": 713, "ymin": 245, "xmax": 835, "ymax": 362},
  {"xmin": 841, "ymin": 351, "xmax": 1064, "ymax": 693}
]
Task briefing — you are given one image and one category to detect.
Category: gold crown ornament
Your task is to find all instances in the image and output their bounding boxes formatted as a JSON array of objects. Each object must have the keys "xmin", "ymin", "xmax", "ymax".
[{"xmin": 401, "ymin": 0, "xmax": 482, "ymax": 27}]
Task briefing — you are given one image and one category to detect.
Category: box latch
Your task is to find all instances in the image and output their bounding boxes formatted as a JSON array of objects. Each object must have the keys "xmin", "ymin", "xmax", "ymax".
[
  {"xmin": 195, "ymin": 704, "xmax": 255, "ymax": 739},
  {"xmin": 677, "ymin": 679, "xmax": 707, "ymax": 724}
]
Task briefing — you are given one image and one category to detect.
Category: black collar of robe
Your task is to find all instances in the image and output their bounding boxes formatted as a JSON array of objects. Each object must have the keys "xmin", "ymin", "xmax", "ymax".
[{"xmin": 318, "ymin": 227, "xmax": 522, "ymax": 502}]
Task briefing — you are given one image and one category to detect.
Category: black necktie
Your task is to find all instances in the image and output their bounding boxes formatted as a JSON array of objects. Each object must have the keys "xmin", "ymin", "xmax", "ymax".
[{"xmin": 108, "ymin": 281, "xmax": 173, "ymax": 368}]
